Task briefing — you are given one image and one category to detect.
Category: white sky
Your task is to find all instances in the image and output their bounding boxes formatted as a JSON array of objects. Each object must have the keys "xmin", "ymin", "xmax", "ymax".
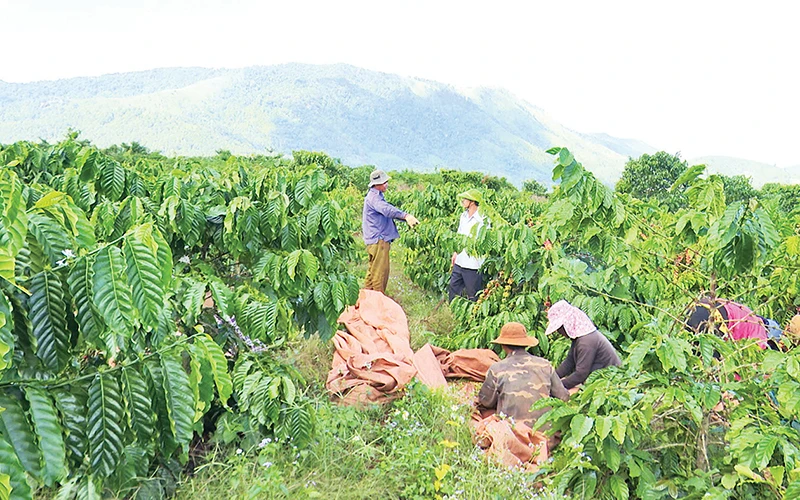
[{"xmin": 1, "ymin": 0, "xmax": 798, "ymax": 166}]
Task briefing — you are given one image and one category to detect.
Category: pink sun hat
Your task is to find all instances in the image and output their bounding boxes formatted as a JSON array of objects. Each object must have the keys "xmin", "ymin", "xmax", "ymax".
[{"xmin": 544, "ymin": 300, "xmax": 597, "ymax": 339}]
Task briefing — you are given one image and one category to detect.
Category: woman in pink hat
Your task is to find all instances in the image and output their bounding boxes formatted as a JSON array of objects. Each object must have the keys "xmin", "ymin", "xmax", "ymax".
[{"xmin": 545, "ymin": 300, "xmax": 622, "ymax": 390}]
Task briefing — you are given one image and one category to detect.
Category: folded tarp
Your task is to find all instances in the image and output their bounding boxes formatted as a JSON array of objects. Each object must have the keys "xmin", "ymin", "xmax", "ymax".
[
  {"xmin": 326, "ymin": 289, "xmax": 417, "ymax": 406},
  {"xmin": 327, "ymin": 290, "xmax": 500, "ymax": 404}
]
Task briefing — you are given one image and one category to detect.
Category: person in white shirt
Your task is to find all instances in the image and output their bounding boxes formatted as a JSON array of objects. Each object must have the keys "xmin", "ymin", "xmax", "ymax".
[{"xmin": 449, "ymin": 189, "xmax": 487, "ymax": 302}]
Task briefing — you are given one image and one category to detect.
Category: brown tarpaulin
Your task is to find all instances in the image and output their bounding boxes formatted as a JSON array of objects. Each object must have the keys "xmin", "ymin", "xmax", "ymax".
[
  {"xmin": 326, "ymin": 290, "xmax": 553, "ymax": 469},
  {"xmin": 326, "ymin": 289, "xmax": 417, "ymax": 406},
  {"xmin": 473, "ymin": 415, "xmax": 549, "ymax": 471},
  {"xmin": 430, "ymin": 345, "xmax": 500, "ymax": 382},
  {"xmin": 327, "ymin": 290, "xmax": 500, "ymax": 401}
]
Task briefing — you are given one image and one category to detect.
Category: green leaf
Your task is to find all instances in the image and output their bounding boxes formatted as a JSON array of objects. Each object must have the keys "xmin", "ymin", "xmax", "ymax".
[
  {"xmin": 68, "ymin": 256, "xmax": 105, "ymax": 348},
  {"xmin": 143, "ymin": 359, "xmax": 177, "ymax": 457},
  {"xmin": 27, "ymin": 212, "xmax": 71, "ymax": 268},
  {"xmin": 569, "ymin": 414, "xmax": 594, "ymax": 443},
  {"xmin": 194, "ymin": 335, "xmax": 233, "ymax": 408},
  {"xmin": 755, "ymin": 435, "xmax": 778, "ymax": 469},
  {"xmin": 76, "ymin": 474, "xmax": 101, "ymax": 500},
  {"xmin": 0, "ymin": 293, "xmax": 14, "ymax": 370},
  {"xmin": 97, "ymin": 159, "xmax": 125, "ymax": 201},
  {"xmin": 768, "ymin": 466, "xmax": 784, "ymax": 489},
  {"xmin": 160, "ymin": 350, "xmax": 195, "ymax": 452},
  {"xmin": 572, "ymin": 470, "xmax": 597, "ymax": 498},
  {"xmin": 0, "ymin": 436, "xmax": 31, "ymax": 500},
  {"xmin": 92, "ymin": 246, "xmax": 134, "ymax": 343},
  {"xmin": 786, "ymin": 235, "xmax": 800, "ymax": 256},
  {"xmin": 52, "ymin": 388, "xmax": 88, "ymax": 466},
  {"xmin": 604, "ymin": 438, "xmax": 621, "ymax": 473},
  {"xmin": 0, "ymin": 394, "xmax": 42, "ymax": 480},
  {"xmin": 207, "ymin": 277, "xmax": 233, "ymax": 318},
  {"xmin": 25, "ymin": 388, "xmax": 67, "ymax": 486},
  {"xmin": 279, "ymin": 403, "xmax": 315, "ymax": 448},
  {"xmin": 240, "ymin": 300, "xmax": 278, "ymax": 341},
  {"xmin": 179, "ymin": 278, "xmax": 205, "ymax": 326},
  {"xmin": 734, "ymin": 463, "xmax": 763, "ymax": 482},
  {"xmin": 282, "ymin": 376, "xmax": 296, "ymax": 405},
  {"xmin": 558, "ymin": 148, "xmax": 575, "ymax": 167},
  {"xmin": 286, "ymin": 250, "xmax": 301, "ymax": 280},
  {"xmin": 151, "ymin": 228, "xmax": 173, "ymax": 290},
  {"xmin": 0, "ymin": 473, "xmax": 9, "ymax": 500},
  {"xmin": 611, "ymin": 418, "xmax": 627, "ymax": 444},
  {"xmin": 721, "ymin": 472, "xmax": 738, "ymax": 490},
  {"xmin": 671, "ymin": 163, "xmax": 706, "ymax": 191},
  {"xmin": 53, "ymin": 476, "xmax": 79, "ymax": 500},
  {"xmin": 787, "ymin": 356, "xmax": 800, "ymax": 381},
  {"xmin": 121, "ymin": 367, "xmax": 155, "ymax": 443},
  {"xmin": 188, "ymin": 346, "xmax": 213, "ymax": 423},
  {"xmin": 301, "ymin": 250, "xmax": 319, "ymax": 281},
  {"xmin": 596, "ymin": 416, "xmax": 612, "ymax": 440},
  {"xmin": 609, "ymin": 475, "xmax": 629, "ymax": 500},
  {"xmin": 29, "ymin": 270, "xmax": 70, "ymax": 371},
  {"xmin": 87, "ymin": 372, "xmax": 125, "ymax": 477},
  {"xmin": 124, "ymin": 225, "xmax": 164, "ymax": 330},
  {"xmin": 785, "ymin": 479, "xmax": 800, "ymax": 499},
  {"xmin": 625, "ymin": 338, "xmax": 652, "ymax": 374}
]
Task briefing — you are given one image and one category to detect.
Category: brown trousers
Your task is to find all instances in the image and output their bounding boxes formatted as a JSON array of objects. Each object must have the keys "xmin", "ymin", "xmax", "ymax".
[{"xmin": 364, "ymin": 240, "xmax": 391, "ymax": 293}]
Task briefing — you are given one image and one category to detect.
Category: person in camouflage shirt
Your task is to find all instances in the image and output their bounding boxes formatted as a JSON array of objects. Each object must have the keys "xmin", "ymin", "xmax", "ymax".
[{"xmin": 478, "ymin": 322, "xmax": 570, "ymax": 427}]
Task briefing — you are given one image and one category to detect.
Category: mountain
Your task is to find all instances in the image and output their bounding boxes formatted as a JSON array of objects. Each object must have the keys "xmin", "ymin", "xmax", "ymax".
[
  {"xmin": 689, "ymin": 156, "xmax": 800, "ymax": 188},
  {"xmin": 581, "ymin": 132, "xmax": 657, "ymax": 159},
  {"xmin": 1, "ymin": 63, "xmax": 655, "ymax": 185}
]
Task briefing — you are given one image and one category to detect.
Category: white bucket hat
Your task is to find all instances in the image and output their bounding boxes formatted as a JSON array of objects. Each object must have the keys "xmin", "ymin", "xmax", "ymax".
[{"xmin": 369, "ymin": 169, "xmax": 390, "ymax": 187}]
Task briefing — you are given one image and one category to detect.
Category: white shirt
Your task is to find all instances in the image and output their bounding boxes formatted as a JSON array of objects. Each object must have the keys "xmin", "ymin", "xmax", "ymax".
[{"xmin": 454, "ymin": 209, "xmax": 486, "ymax": 270}]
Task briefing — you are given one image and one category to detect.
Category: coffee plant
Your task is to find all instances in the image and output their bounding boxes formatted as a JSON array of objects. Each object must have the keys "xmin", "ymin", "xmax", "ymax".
[
  {"xmin": 399, "ymin": 147, "xmax": 800, "ymax": 498},
  {"xmin": 0, "ymin": 137, "xmax": 360, "ymax": 498}
]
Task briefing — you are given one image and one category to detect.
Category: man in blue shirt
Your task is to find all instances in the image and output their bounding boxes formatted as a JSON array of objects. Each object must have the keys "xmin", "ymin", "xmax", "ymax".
[{"xmin": 362, "ymin": 169, "xmax": 419, "ymax": 293}]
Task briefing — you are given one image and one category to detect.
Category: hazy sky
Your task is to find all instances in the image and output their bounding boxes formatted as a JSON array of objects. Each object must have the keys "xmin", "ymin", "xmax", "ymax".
[{"xmin": 2, "ymin": 0, "xmax": 798, "ymax": 165}]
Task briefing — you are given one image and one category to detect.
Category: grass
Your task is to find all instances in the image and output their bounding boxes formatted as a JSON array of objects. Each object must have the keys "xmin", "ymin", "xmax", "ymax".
[
  {"xmin": 174, "ymin": 245, "xmax": 559, "ymax": 499},
  {"xmin": 383, "ymin": 244, "xmax": 457, "ymax": 350}
]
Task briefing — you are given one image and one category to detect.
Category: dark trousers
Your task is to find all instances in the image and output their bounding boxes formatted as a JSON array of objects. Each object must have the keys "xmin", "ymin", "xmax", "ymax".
[{"xmin": 449, "ymin": 264, "xmax": 482, "ymax": 302}]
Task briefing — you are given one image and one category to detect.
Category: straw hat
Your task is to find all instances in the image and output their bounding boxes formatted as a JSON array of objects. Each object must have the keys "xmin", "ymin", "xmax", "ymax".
[{"xmin": 491, "ymin": 322, "xmax": 539, "ymax": 347}]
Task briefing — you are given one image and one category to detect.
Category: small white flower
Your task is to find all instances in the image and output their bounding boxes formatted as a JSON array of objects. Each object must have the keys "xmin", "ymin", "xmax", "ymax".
[
  {"xmin": 178, "ymin": 255, "xmax": 191, "ymax": 264},
  {"xmin": 262, "ymin": 461, "xmax": 273, "ymax": 468},
  {"xmin": 258, "ymin": 438, "xmax": 270, "ymax": 448},
  {"xmin": 236, "ymin": 448, "xmax": 243, "ymax": 455},
  {"xmin": 174, "ymin": 331, "xmax": 183, "ymax": 337},
  {"xmin": 62, "ymin": 249, "xmax": 76, "ymax": 258}
]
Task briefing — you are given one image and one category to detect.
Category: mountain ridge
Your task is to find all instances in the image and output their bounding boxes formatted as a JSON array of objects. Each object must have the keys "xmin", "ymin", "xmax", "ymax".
[{"xmin": 0, "ymin": 63, "xmax": 715, "ymax": 186}]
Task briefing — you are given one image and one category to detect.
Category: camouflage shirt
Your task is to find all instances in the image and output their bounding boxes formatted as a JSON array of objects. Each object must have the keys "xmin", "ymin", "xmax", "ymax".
[{"xmin": 477, "ymin": 350, "xmax": 570, "ymax": 427}]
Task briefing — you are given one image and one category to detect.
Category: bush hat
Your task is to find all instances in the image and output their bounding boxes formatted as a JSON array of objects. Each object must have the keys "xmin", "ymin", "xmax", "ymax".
[
  {"xmin": 369, "ymin": 169, "xmax": 391, "ymax": 187},
  {"xmin": 491, "ymin": 322, "xmax": 539, "ymax": 347},
  {"xmin": 457, "ymin": 188, "xmax": 483, "ymax": 204}
]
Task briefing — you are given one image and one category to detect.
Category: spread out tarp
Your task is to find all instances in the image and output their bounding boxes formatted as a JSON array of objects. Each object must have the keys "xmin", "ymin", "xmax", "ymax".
[{"xmin": 326, "ymin": 289, "xmax": 550, "ymax": 470}]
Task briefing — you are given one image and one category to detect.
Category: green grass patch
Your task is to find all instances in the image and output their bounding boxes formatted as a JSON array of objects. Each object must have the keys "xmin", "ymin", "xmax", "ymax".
[{"xmin": 177, "ymin": 383, "xmax": 563, "ymax": 499}]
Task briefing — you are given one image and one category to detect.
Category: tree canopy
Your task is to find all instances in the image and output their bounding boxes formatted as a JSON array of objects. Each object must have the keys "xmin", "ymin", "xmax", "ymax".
[{"xmin": 615, "ymin": 151, "xmax": 688, "ymax": 209}]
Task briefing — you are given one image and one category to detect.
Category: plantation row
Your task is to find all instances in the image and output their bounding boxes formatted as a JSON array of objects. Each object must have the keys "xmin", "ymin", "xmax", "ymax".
[
  {"xmin": 0, "ymin": 138, "xmax": 362, "ymax": 498},
  {"xmin": 2, "ymin": 135, "xmax": 800, "ymax": 498},
  {"xmin": 395, "ymin": 149, "xmax": 800, "ymax": 498}
]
